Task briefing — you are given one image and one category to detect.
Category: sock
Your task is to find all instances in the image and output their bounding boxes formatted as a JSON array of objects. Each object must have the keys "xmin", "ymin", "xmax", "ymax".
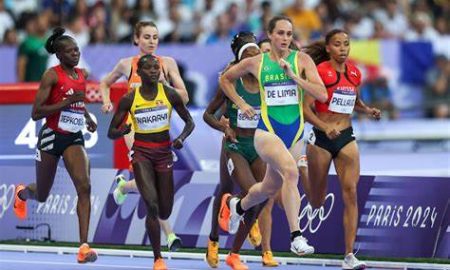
[
  {"xmin": 236, "ymin": 200, "xmax": 244, "ymax": 215},
  {"xmin": 290, "ymin": 230, "xmax": 302, "ymax": 241}
]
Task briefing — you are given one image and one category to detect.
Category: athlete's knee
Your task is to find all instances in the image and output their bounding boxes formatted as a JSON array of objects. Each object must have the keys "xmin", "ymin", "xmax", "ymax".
[
  {"xmin": 309, "ymin": 195, "xmax": 326, "ymax": 209},
  {"xmin": 159, "ymin": 204, "xmax": 172, "ymax": 220},
  {"xmin": 342, "ymin": 184, "xmax": 357, "ymax": 203},
  {"xmin": 281, "ymin": 162, "xmax": 299, "ymax": 184},
  {"xmin": 76, "ymin": 181, "xmax": 91, "ymax": 198},
  {"xmin": 146, "ymin": 200, "xmax": 159, "ymax": 219}
]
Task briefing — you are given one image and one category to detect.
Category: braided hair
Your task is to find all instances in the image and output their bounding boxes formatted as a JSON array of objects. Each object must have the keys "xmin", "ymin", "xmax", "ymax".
[
  {"xmin": 44, "ymin": 27, "xmax": 74, "ymax": 54},
  {"xmin": 230, "ymin": 31, "xmax": 257, "ymax": 64}
]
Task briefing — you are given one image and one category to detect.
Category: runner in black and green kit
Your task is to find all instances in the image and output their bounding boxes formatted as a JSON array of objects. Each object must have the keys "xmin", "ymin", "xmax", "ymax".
[
  {"xmin": 218, "ymin": 16, "xmax": 328, "ymax": 256},
  {"xmin": 203, "ymin": 32, "xmax": 278, "ymax": 269}
]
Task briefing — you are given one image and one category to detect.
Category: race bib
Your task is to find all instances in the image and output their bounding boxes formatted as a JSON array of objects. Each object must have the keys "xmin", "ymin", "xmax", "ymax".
[
  {"xmin": 328, "ymin": 88, "xmax": 356, "ymax": 114},
  {"xmin": 264, "ymin": 81, "xmax": 299, "ymax": 106},
  {"xmin": 135, "ymin": 106, "xmax": 169, "ymax": 131},
  {"xmin": 58, "ymin": 110, "xmax": 85, "ymax": 132},
  {"xmin": 237, "ymin": 108, "xmax": 260, "ymax": 128}
]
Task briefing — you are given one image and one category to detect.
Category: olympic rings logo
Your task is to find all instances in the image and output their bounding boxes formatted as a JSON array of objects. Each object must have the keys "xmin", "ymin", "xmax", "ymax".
[
  {"xmin": 298, "ymin": 193, "xmax": 335, "ymax": 233},
  {"xmin": 0, "ymin": 184, "xmax": 15, "ymax": 219}
]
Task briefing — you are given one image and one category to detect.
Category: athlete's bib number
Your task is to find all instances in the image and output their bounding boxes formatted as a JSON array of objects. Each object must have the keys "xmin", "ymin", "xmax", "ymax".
[
  {"xmin": 264, "ymin": 81, "xmax": 298, "ymax": 106},
  {"xmin": 329, "ymin": 91, "xmax": 356, "ymax": 114},
  {"xmin": 237, "ymin": 108, "xmax": 260, "ymax": 128},
  {"xmin": 58, "ymin": 110, "xmax": 85, "ymax": 132},
  {"xmin": 135, "ymin": 107, "xmax": 169, "ymax": 131}
]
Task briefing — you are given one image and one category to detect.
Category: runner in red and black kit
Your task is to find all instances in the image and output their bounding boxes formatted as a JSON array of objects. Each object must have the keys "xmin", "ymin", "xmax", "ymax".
[
  {"xmin": 302, "ymin": 29, "xmax": 381, "ymax": 270},
  {"xmin": 13, "ymin": 27, "xmax": 98, "ymax": 264}
]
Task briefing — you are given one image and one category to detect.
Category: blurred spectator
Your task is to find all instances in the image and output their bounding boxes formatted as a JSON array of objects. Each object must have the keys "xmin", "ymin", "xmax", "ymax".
[
  {"xmin": 0, "ymin": 0, "xmax": 14, "ymax": 43},
  {"xmin": 371, "ymin": 20, "xmax": 394, "ymax": 39},
  {"xmin": 345, "ymin": 11, "xmax": 374, "ymax": 39},
  {"xmin": 404, "ymin": 12, "xmax": 439, "ymax": 42},
  {"xmin": 17, "ymin": 12, "xmax": 49, "ymax": 82},
  {"xmin": 373, "ymin": 0, "xmax": 408, "ymax": 39},
  {"xmin": 109, "ymin": 0, "xmax": 133, "ymax": 43},
  {"xmin": 360, "ymin": 77, "xmax": 398, "ymax": 120},
  {"xmin": 133, "ymin": 0, "xmax": 157, "ymax": 22},
  {"xmin": 42, "ymin": 0, "xmax": 72, "ymax": 26},
  {"xmin": 283, "ymin": 0, "xmax": 322, "ymax": 42},
  {"xmin": 205, "ymin": 14, "xmax": 235, "ymax": 44},
  {"xmin": 9, "ymin": 0, "xmax": 37, "ymax": 19},
  {"xmin": 72, "ymin": 0, "xmax": 89, "ymax": 22},
  {"xmin": 3, "ymin": 28, "xmax": 18, "ymax": 46},
  {"xmin": 90, "ymin": 24, "xmax": 109, "ymax": 44},
  {"xmin": 424, "ymin": 55, "xmax": 450, "ymax": 118}
]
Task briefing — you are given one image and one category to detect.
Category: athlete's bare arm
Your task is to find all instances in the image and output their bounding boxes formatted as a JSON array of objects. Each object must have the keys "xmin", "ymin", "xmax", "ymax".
[
  {"xmin": 280, "ymin": 52, "xmax": 327, "ymax": 103},
  {"xmin": 162, "ymin": 56, "xmax": 189, "ymax": 105},
  {"xmin": 32, "ymin": 69, "xmax": 84, "ymax": 120},
  {"xmin": 354, "ymin": 89, "xmax": 381, "ymax": 120},
  {"xmin": 164, "ymin": 85, "xmax": 194, "ymax": 149},
  {"xmin": 219, "ymin": 55, "xmax": 260, "ymax": 117},
  {"xmin": 107, "ymin": 92, "xmax": 134, "ymax": 139},
  {"xmin": 100, "ymin": 58, "xmax": 132, "ymax": 112},
  {"xmin": 303, "ymin": 93, "xmax": 340, "ymax": 139}
]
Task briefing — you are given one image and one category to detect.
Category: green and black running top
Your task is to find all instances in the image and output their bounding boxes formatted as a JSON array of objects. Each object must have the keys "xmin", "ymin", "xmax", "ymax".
[
  {"xmin": 257, "ymin": 50, "xmax": 305, "ymax": 148},
  {"xmin": 227, "ymin": 78, "xmax": 261, "ymax": 130}
]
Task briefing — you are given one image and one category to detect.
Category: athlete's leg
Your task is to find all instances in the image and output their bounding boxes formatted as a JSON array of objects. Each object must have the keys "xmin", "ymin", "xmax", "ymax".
[
  {"xmin": 14, "ymin": 150, "xmax": 59, "ymax": 220},
  {"xmin": 63, "ymin": 145, "xmax": 92, "ymax": 244},
  {"xmin": 239, "ymin": 130, "xmax": 290, "ymax": 212},
  {"xmin": 211, "ymin": 142, "xmax": 233, "ymax": 239},
  {"xmin": 19, "ymin": 151, "xmax": 59, "ymax": 202},
  {"xmin": 227, "ymin": 152, "xmax": 265, "ymax": 254},
  {"xmin": 333, "ymin": 141, "xmax": 360, "ymax": 254},
  {"xmin": 305, "ymin": 143, "xmax": 332, "ymax": 208},
  {"xmin": 133, "ymin": 160, "xmax": 163, "ymax": 261},
  {"xmin": 259, "ymin": 198, "xmax": 274, "ymax": 253}
]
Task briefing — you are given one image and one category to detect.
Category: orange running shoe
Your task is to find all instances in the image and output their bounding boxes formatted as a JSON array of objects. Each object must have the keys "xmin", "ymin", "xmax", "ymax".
[
  {"xmin": 77, "ymin": 243, "xmax": 98, "ymax": 263},
  {"xmin": 225, "ymin": 253, "xmax": 248, "ymax": 270},
  {"xmin": 262, "ymin": 251, "xmax": 279, "ymax": 267},
  {"xmin": 247, "ymin": 219, "xmax": 261, "ymax": 247},
  {"xmin": 153, "ymin": 258, "xmax": 168, "ymax": 270},
  {"xmin": 218, "ymin": 193, "xmax": 231, "ymax": 232},
  {"xmin": 206, "ymin": 239, "xmax": 219, "ymax": 268},
  {"xmin": 13, "ymin": 184, "xmax": 27, "ymax": 220}
]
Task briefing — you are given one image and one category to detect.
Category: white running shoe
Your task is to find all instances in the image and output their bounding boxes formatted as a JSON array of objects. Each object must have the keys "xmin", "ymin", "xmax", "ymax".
[
  {"xmin": 342, "ymin": 253, "xmax": 366, "ymax": 270},
  {"xmin": 228, "ymin": 197, "xmax": 244, "ymax": 234},
  {"xmin": 290, "ymin": 235, "xmax": 314, "ymax": 255}
]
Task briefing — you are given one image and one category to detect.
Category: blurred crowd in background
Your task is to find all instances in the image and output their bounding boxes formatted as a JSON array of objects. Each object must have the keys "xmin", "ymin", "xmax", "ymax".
[{"xmin": 0, "ymin": 0, "xmax": 448, "ymax": 119}]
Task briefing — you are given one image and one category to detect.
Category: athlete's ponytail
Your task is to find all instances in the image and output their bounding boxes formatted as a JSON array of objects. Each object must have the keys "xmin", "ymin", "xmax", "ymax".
[
  {"xmin": 45, "ymin": 27, "xmax": 73, "ymax": 54},
  {"xmin": 302, "ymin": 29, "xmax": 348, "ymax": 65},
  {"xmin": 302, "ymin": 40, "xmax": 328, "ymax": 65}
]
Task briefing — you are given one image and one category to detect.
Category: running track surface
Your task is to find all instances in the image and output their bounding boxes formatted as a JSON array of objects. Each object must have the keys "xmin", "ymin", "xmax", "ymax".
[{"xmin": 0, "ymin": 251, "xmax": 389, "ymax": 270}]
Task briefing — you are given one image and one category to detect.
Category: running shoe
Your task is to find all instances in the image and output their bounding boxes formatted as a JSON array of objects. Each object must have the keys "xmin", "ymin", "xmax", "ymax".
[
  {"xmin": 112, "ymin": 174, "xmax": 128, "ymax": 205},
  {"xmin": 206, "ymin": 239, "xmax": 219, "ymax": 268},
  {"xmin": 153, "ymin": 258, "xmax": 168, "ymax": 270},
  {"xmin": 225, "ymin": 253, "xmax": 248, "ymax": 270},
  {"xmin": 290, "ymin": 235, "xmax": 314, "ymax": 255},
  {"xmin": 342, "ymin": 253, "xmax": 366, "ymax": 269},
  {"xmin": 247, "ymin": 219, "xmax": 261, "ymax": 247},
  {"xmin": 262, "ymin": 251, "xmax": 279, "ymax": 267},
  {"xmin": 167, "ymin": 233, "xmax": 182, "ymax": 252},
  {"xmin": 13, "ymin": 184, "xmax": 27, "ymax": 220},
  {"xmin": 77, "ymin": 243, "xmax": 97, "ymax": 263},
  {"xmin": 218, "ymin": 193, "xmax": 231, "ymax": 232}
]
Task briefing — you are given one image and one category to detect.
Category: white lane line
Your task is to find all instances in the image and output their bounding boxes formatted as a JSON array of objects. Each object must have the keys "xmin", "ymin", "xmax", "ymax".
[{"xmin": 0, "ymin": 259, "xmax": 202, "ymax": 270}]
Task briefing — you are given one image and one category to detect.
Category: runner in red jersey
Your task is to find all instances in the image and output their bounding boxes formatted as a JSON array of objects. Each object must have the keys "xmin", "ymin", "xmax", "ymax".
[
  {"xmin": 13, "ymin": 27, "xmax": 98, "ymax": 264},
  {"xmin": 302, "ymin": 29, "xmax": 381, "ymax": 270}
]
